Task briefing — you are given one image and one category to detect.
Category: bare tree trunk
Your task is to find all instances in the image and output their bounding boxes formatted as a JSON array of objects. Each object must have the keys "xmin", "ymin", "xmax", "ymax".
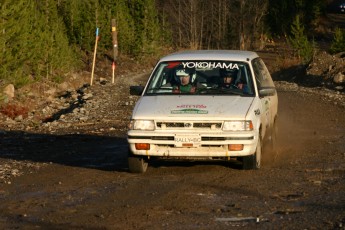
[
  {"xmin": 162, "ymin": 0, "xmax": 267, "ymax": 50},
  {"xmin": 189, "ymin": 0, "xmax": 200, "ymax": 49},
  {"xmin": 218, "ymin": 0, "xmax": 222, "ymax": 49},
  {"xmin": 190, "ymin": 1, "xmax": 194, "ymax": 48},
  {"xmin": 178, "ymin": 0, "xmax": 181, "ymax": 47},
  {"xmin": 199, "ymin": 4, "xmax": 204, "ymax": 49},
  {"xmin": 239, "ymin": 0, "xmax": 245, "ymax": 50},
  {"xmin": 205, "ymin": 2, "xmax": 214, "ymax": 49}
]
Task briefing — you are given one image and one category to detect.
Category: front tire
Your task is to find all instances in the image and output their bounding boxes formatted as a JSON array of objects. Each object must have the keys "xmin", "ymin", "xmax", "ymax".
[
  {"xmin": 128, "ymin": 156, "xmax": 148, "ymax": 173},
  {"xmin": 242, "ymin": 137, "xmax": 262, "ymax": 170}
]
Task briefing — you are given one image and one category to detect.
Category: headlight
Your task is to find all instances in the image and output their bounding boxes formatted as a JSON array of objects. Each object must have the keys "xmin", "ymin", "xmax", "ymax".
[
  {"xmin": 129, "ymin": 120, "xmax": 155, "ymax": 130},
  {"xmin": 223, "ymin": 121, "xmax": 253, "ymax": 131}
]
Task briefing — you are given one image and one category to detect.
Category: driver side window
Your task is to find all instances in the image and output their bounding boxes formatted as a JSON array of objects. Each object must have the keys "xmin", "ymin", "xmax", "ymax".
[{"xmin": 252, "ymin": 58, "xmax": 274, "ymax": 89}]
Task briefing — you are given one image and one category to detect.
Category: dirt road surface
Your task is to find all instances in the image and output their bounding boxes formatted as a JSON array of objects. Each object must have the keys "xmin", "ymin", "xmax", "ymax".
[{"xmin": 1, "ymin": 51, "xmax": 345, "ymax": 229}]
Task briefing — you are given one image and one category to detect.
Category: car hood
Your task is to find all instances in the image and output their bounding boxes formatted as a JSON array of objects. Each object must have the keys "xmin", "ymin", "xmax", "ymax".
[{"xmin": 132, "ymin": 95, "xmax": 254, "ymax": 120}]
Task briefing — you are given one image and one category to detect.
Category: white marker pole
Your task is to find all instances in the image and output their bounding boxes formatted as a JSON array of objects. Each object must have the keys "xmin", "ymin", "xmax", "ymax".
[{"xmin": 90, "ymin": 28, "xmax": 99, "ymax": 86}]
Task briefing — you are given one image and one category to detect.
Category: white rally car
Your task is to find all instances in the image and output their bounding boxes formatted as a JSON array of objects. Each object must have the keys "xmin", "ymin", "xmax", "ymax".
[{"xmin": 127, "ymin": 50, "xmax": 278, "ymax": 173}]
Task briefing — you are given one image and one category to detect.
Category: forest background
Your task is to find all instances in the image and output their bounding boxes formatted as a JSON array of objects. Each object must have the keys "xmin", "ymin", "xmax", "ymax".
[{"xmin": 1, "ymin": 0, "xmax": 344, "ymax": 88}]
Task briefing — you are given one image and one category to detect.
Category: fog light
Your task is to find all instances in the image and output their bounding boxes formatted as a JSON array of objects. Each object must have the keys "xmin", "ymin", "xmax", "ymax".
[
  {"xmin": 228, "ymin": 144, "xmax": 243, "ymax": 151},
  {"xmin": 135, "ymin": 143, "xmax": 150, "ymax": 150}
]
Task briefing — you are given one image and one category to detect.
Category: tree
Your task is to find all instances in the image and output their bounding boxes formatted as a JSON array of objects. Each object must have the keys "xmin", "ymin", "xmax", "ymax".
[
  {"xmin": 266, "ymin": 0, "xmax": 327, "ymax": 36},
  {"xmin": 162, "ymin": 0, "xmax": 205, "ymax": 49},
  {"xmin": 330, "ymin": 28, "xmax": 345, "ymax": 54},
  {"xmin": 128, "ymin": 0, "xmax": 163, "ymax": 55},
  {"xmin": 159, "ymin": 0, "xmax": 268, "ymax": 50},
  {"xmin": 58, "ymin": 1, "xmax": 96, "ymax": 51},
  {"xmin": 288, "ymin": 15, "xmax": 316, "ymax": 64},
  {"xmin": 1, "ymin": 0, "xmax": 78, "ymax": 87},
  {"xmin": 112, "ymin": 0, "xmax": 136, "ymax": 54}
]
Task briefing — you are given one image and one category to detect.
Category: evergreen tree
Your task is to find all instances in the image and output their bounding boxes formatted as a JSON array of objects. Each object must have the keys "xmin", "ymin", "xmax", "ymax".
[
  {"xmin": 36, "ymin": 0, "xmax": 79, "ymax": 79},
  {"xmin": 126, "ymin": 0, "xmax": 163, "ymax": 55},
  {"xmin": 58, "ymin": 0, "xmax": 95, "ymax": 51},
  {"xmin": 288, "ymin": 15, "xmax": 315, "ymax": 64},
  {"xmin": 330, "ymin": 28, "xmax": 345, "ymax": 54},
  {"xmin": 266, "ymin": 0, "xmax": 327, "ymax": 36},
  {"xmin": 113, "ymin": 0, "xmax": 136, "ymax": 54},
  {"xmin": 1, "ymin": 0, "xmax": 44, "ymax": 86},
  {"xmin": 1, "ymin": 0, "xmax": 79, "ymax": 87}
]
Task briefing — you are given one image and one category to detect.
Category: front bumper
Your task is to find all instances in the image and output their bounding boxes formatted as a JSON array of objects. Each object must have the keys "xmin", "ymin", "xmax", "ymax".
[{"xmin": 127, "ymin": 130, "xmax": 258, "ymax": 158}]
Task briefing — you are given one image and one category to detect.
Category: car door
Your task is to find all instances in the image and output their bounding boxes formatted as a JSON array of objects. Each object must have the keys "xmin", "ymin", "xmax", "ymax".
[{"xmin": 251, "ymin": 58, "xmax": 277, "ymax": 137}]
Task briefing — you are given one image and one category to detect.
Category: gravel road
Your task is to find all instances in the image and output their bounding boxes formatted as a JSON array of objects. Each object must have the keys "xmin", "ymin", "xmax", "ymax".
[{"xmin": 1, "ymin": 65, "xmax": 345, "ymax": 229}]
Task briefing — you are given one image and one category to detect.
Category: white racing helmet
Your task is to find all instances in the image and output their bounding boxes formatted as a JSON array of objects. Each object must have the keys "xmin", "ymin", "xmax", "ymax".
[{"xmin": 176, "ymin": 69, "xmax": 189, "ymax": 77}]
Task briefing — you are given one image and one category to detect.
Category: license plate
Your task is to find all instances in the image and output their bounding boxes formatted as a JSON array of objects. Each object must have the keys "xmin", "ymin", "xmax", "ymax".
[{"xmin": 175, "ymin": 135, "xmax": 201, "ymax": 147}]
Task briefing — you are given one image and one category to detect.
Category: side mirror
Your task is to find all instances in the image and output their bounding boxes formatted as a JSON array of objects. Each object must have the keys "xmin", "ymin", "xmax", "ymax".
[
  {"xmin": 130, "ymin": 86, "xmax": 144, "ymax": 96},
  {"xmin": 259, "ymin": 87, "xmax": 276, "ymax": 97}
]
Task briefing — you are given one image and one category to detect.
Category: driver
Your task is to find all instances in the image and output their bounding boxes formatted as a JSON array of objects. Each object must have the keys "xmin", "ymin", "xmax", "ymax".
[{"xmin": 173, "ymin": 69, "xmax": 196, "ymax": 93}]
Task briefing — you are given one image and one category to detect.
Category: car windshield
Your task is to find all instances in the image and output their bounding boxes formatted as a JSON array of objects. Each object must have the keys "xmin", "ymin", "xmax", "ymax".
[{"xmin": 145, "ymin": 60, "xmax": 255, "ymax": 96}]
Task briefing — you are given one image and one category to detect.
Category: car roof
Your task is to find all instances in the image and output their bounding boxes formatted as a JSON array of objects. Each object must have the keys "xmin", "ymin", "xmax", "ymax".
[{"xmin": 159, "ymin": 50, "xmax": 259, "ymax": 62}]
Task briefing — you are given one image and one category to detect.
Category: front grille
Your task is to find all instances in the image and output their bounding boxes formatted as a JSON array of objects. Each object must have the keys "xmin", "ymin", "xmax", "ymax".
[
  {"xmin": 156, "ymin": 122, "xmax": 185, "ymax": 128},
  {"xmin": 194, "ymin": 122, "xmax": 222, "ymax": 129},
  {"xmin": 202, "ymin": 137, "xmax": 226, "ymax": 141},
  {"xmin": 156, "ymin": 122, "xmax": 222, "ymax": 130},
  {"xmin": 128, "ymin": 136, "xmax": 174, "ymax": 141},
  {"xmin": 202, "ymin": 136, "xmax": 254, "ymax": 141}
]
